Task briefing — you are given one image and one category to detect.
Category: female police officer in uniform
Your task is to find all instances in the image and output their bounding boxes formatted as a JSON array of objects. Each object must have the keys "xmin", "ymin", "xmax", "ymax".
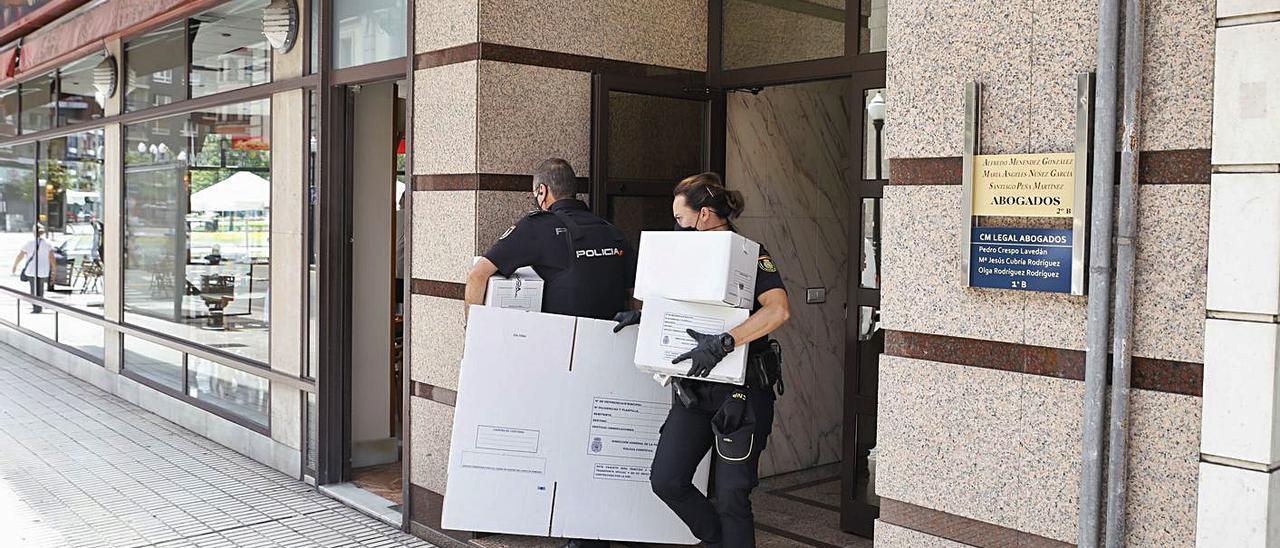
[{"xmin": 615, "ymin": 172, "xmax": 789, "ymax": 548}]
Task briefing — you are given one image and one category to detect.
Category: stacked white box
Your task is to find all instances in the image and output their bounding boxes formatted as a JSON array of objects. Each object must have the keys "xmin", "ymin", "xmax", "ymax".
[
  {"xmin": 631, "ymin": 231, "xmax": 761, "ymax": 385},
  {"xmin": 484, "ymin": 266, "xmax": 544, "ymax": 312},
  {"xmin": 634, "ymin": 231, "xmax": 760, "ymax": 308}
]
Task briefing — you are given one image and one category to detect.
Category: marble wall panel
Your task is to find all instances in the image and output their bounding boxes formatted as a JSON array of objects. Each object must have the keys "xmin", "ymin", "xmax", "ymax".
[
  {"xmin": 479, "ymin": 0, "xmax": 705, "ymax": 71},
  {"xmin": 476, "ymin": 190, "xmax": 537, "ymax": 253},
  {"xmin": 728, "ymin": 80, "xmax": 850, "ymax": 477},
  {"xmin": 881, "ymin": 185, "xmax": 1027, "ymax": 344},
  {"xmin": 720, "ymin": 0, "xmax": 844, "ymax": 70},
  {"xmin": 411, "ymin": 190, "xmax": 477, "ymax": 283},
  {"xmin": 884, "ymin": 0, "xmax": 975, "ymax": 159},
  {"xmin": 414, "ymin": 63, "xmax": 477, "ymax": 176},
  {"xmin": 411, "ymin": 397, "xmax": 454, "ymax": 495},
  {"xmin": 886, "ymin": 0, "xmax": 1214, "ymax": 159},
  {"xmin": 410, "ymin": 295, "xmax": 466, "ymax": 390},
  {"xmin": 415, "ymin": 0, "xmax": 478, "ymax": 54},
  {"xmin": 476, "ymin": 61, "xmax": 590, "ymax": 176},
  {"xmin": 878, "ymin": 355, "xmax": 1201, "ymax": 545},
  {"xmin": 874, "ymin": 520, "xmax": 971, "ymax": 548}
]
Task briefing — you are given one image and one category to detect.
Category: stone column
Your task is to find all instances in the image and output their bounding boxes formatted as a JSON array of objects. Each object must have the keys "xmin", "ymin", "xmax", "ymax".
[
  {"xmin": 405, "ymin": 0, "xmax": 705, "ymax": 541},
  {"xmin": 1197, "ymin": 2, "xmax": 1280, "ymax": 545}
]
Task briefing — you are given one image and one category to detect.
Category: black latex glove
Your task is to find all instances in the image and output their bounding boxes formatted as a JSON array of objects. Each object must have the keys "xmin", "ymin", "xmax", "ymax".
[
  {"xmin": 672, "ymin": 329, "xmax": 732, "ymax": 378},
  {"xmin": 612, "ymin": 310, "xmax": 642, "ymax": 333}
]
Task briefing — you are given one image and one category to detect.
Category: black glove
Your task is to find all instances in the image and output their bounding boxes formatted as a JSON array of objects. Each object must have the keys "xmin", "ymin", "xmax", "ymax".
[
  {"xmin": 672, "ymin": 330, "xmax": 733, "ymax": 378},
  {"xmin": 612, "ymin": 310, "xmax": 641, "ymax": 333}
]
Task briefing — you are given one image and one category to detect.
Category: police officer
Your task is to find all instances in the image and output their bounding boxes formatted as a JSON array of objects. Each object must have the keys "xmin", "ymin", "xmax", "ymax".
[
  {"xmin": 615, "ymin": 172, "xmax": 789, "ymax": 548},
  {"xmin": 464, "ymin": 158, "xmax": 635, "ymax": 548}
]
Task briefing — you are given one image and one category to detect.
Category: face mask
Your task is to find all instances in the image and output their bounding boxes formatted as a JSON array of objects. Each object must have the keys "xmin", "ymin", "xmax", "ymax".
[
  {"xmin": 531, "ymin": 188, "xmax": 545, "ymax": 211},
  {"xmin": 673, "ymin": 222, "xmax": 696, "ymax": 232}
]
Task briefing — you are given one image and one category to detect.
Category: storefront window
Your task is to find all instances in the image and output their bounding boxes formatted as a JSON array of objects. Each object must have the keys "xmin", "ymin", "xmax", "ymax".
[
  {"xmin": 859, "ymin": 0, "xmax": 887, "ymax": 54},
  {"xmin": 57, "ymin": 53, "xmax": 108, "ymax": 126},
  {"xmin": 0, "ymin": 143, "xmax": 37, "ymax": 294},
  {"xmin": 190, "ymin": 0, "xmax": 273, "ymax": 99},
  {"xmin": 188, "ymin": 356, "xmax": 269, "ymax": 427},
  {"xmin": 123, "ymin": 334, "xmax": 184, "ymax": 390},
  {"xmin": 123, "ymin": 99, "xmax": 271, "ymax": 364},
  {"xmin": 58, "ymin": 313, "xmax": 104, "ymax": 362},
  {"xmin": 332, "ymin": 0, "xmax": 406, "ymax": 69},
  {"xmin": 19, "ymin": 71, "xmax": 55, "ymax": 134},
  {"xmin": 0, "ymin": 87, "xmax": 18, "ymax": 137},
  {"xmin": 18, "ymin": 299, "xmax": 56, "ymax": 339},
  {"xmin": 306, "ymin": 90, "xmax": 318, "ymax": 380},
  {"xmin": 124, "ymin": 22, "xmax": 186, "ymax": 113},
  {"xmin": 37, "ymin": 130, "xmax": 106, "ymax": 313},
  {"xmin": 721, "ymin": 0, "xmax": 845, "ymax": 70}
]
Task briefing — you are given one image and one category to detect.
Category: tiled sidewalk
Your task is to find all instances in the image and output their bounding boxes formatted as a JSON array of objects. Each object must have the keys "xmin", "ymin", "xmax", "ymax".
[{"xmin": 0, "ymin": 341, "xmax": 433, "ymax": 548}]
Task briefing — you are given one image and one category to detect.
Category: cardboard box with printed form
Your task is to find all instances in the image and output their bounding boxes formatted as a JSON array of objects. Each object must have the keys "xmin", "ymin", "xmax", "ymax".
[{"xmin": 443, "ymin": 306, "xmax": 708, "ymax": 543}]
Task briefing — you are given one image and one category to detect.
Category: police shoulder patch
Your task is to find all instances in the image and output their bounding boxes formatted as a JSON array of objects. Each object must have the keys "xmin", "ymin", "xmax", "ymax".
[
  {"xmin": 499, "ymin": 225, "xmax": 515, "ymax": 240},
  {"xmin": 758, "ymin": 256, "xmax": 777, "ymax": 273}
]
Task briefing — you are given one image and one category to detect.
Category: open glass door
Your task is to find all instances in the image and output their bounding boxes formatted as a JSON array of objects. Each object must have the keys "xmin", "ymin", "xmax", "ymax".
[
  {"xmin": 590, "ymin": 74, "xmax": 724, "ymax": 242},
  {"xmin": 841, "ymin": 70, "xmax": 887, "ymax": 537}
]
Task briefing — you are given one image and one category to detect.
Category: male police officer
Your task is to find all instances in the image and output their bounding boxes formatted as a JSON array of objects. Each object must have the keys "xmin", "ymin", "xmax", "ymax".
[
  {"xmin": 464, "ymin": 158, "xmax": 634, "ymax": 548},
  {"xmin": 465, "ymin": 158, "xmax": 635, "ymax": 322}
]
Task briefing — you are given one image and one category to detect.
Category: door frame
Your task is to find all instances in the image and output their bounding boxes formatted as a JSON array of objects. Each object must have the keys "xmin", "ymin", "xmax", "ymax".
[
  {"xmin": 841, "ymin": 69, "xmax": 887, "ymax": 537},
  {"xmin": 588, "ymin": 72, "xmax": 726, "ymax": 218},
  {"xmin": 706, "ymin": 0, "xmax": 888, "ymax": 536}
]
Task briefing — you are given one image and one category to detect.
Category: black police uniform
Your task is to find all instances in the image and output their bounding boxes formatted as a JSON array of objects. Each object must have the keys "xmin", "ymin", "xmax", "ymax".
[
  {"xmin": 483, "ymin": 199, "xmax": 636, "ymax": 321},
  {"xmin": 649, "ymin": 246, "xmax": 785, "ymax": 548}
]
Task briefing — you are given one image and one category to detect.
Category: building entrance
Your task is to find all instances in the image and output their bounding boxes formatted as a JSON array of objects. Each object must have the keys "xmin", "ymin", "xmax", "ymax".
[{"xmin": 586, "ymin": 73, "xmax": 885, "ymax": 545}]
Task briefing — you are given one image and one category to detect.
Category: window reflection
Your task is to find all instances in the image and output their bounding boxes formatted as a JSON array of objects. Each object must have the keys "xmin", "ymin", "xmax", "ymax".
[
  {"xmin": 125, "ymin": 22, "xmax": 186, "ymax": 112},
  {"xmin": 58, "ymin": 313, "xmax": 104, "ymax": 362},
  {"xmin": 39, "ymin": 130, "xmax": 106, "ymax": 313},
  {"xmin": 18, "ymin": 299, "xmax": 55, "ymax": 339},
  {"xmin": 57, "ymin": 53, "xmax": 108, "ymax": 126},
  {"xmin": 0, "ymin": 144, "xmax": 38, "ymax": 294},
  {"xmin": 0, "ymin": 290, "xmax": 15, "ymax": 324},
  {"xmin": 190, "ymin": 0, "xmax": 273, "ymax": 99},
  {"xmin": 721, "ymin": 0, "xmax": 845, "ymax": 70},
  {"xmin": 0, "ymin": 87, "xmax": 17, "ymax": 137},
  {"xmin": 188, "ymin": 356, "xmax": 269, "ymax": 427},
  {"xmin": 306, "ymin": 91, "xmax": 318, "ymax": 380},
  {"xmin": 123, "ymin": 334, "xmax": 184, "ymax": 390},
  {"xmin": 123, "ymin": 99, "xmax": 271, "ymax": 364},
  {"xmin": 862, "ymin": 88, "xmax": 888, "ymax": 180},
  {"xmin": 333, "ymin": 0, "xmax": 407, "ymax": 69},
  {"xmin": 860, "ymin": 198, "xmax": 879, "ymax": 289},
  {"xmin": 859, "ymin": 0, "xmax": 887, "ymax": 54},
  {"xmin": 19, "ymin": 72, "xmax": 55, "ymax": 134}
]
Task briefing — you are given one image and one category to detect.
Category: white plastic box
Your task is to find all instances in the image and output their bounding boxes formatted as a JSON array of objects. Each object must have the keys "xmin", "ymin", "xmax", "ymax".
[
  {"xmin": 633, "ymin": 297, "xmax": 750, "ymax": 385},
  {"xmin": 634, "ymin": 231, "xmax": 760, "ymax": 308},
  {"xmin": 443, "ymin": 306, "xmax": 708, "ymax": 544}
]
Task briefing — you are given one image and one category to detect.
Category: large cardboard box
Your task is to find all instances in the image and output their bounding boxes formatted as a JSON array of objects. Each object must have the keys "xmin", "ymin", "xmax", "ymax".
[
  {"xmin": 443, "ymin": 306, "xmax": 707, "ymax": 543},
  {"xmin": 484, "ymin": 267, "xmax": 544, "ymax": 312},
  {"xmin": 634, "ymin": 231, "xmax": 761, "ymax": 308},
  {"xmin": 634, "ymin": 297, "xmax": 751, "ymax": 385}
]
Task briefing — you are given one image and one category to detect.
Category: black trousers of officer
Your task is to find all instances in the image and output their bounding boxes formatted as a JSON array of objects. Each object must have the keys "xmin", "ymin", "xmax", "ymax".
[{"xmin": 650, "ymin": 381, "xmax": 775, "ymax": 548}]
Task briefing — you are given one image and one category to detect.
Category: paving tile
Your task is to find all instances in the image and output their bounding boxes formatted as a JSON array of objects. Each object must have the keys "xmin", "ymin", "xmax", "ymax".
[{"xmin": 0, "ymin": 340, "xmax": 433, "ymax": 548}]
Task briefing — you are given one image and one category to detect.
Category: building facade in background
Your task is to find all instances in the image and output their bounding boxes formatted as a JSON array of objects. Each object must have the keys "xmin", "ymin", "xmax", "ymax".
[{"xmin": 0, "ymin": 1, "xmax": 1275, "ymax": 547}]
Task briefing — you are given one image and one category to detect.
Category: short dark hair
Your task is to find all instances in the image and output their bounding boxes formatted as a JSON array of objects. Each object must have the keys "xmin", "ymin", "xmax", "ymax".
[{"xmin": 533, "ymin": 158, "xmax": 577, "ymax": 199}]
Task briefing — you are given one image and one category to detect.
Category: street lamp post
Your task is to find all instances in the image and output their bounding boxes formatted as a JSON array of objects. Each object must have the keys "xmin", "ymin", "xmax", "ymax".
[{"xmin": 866, "ymin": 91, "xmax": 886, "ymax": 181}]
